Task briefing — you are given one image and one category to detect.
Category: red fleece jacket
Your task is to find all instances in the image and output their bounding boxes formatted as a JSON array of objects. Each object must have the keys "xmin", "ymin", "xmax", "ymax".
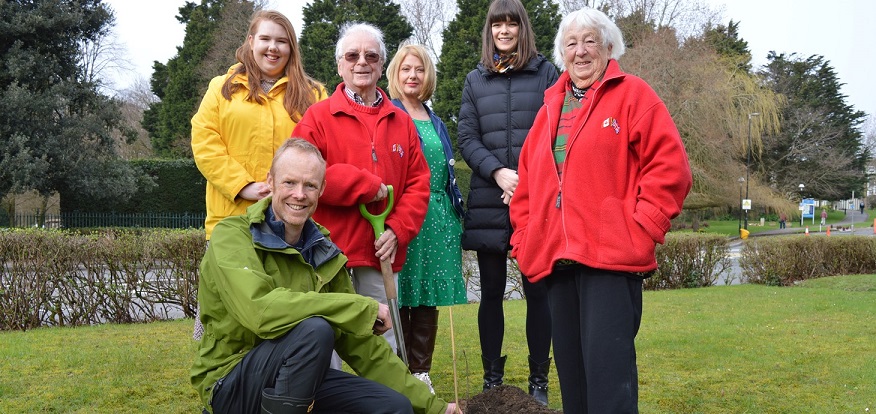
[
  {"xmin": 292, "ymin": 84, "xmax": 430, "ymax": 271},
  {"xmin": 510, "ymin": 60, "xmax": 692, "ymax": 281}
]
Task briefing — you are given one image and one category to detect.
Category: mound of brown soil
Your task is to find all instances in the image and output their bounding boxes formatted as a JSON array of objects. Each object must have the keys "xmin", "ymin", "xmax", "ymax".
[{"xmin": 459, "ymin": 385, "xmax": 561, "ymax": 414}]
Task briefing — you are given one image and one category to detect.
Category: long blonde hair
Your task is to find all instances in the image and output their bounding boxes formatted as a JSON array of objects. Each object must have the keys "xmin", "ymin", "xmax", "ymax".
[{"xmin": 221, "ymin": 10, "xmax": 322, "ymax": 122}]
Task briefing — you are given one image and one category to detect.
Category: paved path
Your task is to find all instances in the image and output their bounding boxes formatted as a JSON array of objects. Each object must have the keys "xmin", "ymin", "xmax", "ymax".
[{"xmin": 749, "ymin": 208, "xmax": 872, "ymax": 238}]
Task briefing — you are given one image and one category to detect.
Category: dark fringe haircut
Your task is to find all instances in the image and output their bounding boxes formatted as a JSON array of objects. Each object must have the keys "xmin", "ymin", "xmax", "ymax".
[{"xmin": 480, "ymin": 0, "xmax": 539, "ymax": 72}]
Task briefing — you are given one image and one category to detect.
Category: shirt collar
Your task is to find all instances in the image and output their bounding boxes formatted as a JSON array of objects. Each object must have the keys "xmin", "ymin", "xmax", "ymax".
[{"xmin": 344, "ymin": 86, "xmax": 383, "ymax": 107}]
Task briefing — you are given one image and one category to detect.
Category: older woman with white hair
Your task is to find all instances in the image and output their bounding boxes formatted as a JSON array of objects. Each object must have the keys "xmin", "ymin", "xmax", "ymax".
[{"xmin": 509, "ymin": 7, "xmax": 692, "ymax": 413}]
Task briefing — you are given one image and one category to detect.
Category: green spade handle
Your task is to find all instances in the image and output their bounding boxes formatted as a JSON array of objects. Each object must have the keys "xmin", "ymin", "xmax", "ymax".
[{"xmin": 359, "ymin": 185, "xmax": 394, "ymax": 239}]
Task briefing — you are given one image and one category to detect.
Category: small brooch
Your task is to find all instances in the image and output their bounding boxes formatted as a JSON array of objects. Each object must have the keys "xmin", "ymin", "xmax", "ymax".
[
  {"xmin": 602, "ymin": 117, "xmax": 620, "ymax": 134},
  {"xmin": 391, "ymin": 143, "xmax": 404, "ymax": 158}
]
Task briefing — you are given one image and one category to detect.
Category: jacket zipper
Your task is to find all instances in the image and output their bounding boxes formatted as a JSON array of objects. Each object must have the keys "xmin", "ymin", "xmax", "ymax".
[
  {"xmin": 554, "ymin": 86, "xmax": 598, "ymax": 209},
  {"xmin": 506, "ymin": 75, "xmax": 513, "ymax": 168}
]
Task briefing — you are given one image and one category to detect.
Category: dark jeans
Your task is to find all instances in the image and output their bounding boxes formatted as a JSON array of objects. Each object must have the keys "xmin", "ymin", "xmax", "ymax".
[
  {"xmin": 545, "ymin": 265, "xmax": 643, "ymax": 414},
  {"xmin": 476, "ymin": 251, "xmax": 551, "ymax": 362},
  {"xmin": 210, "ymin": 317, "xmax": 413, "ymax": 414}
]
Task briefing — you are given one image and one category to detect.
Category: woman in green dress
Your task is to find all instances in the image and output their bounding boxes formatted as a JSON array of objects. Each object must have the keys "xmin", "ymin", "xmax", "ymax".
[{"xmin": 388, "ymin": 44, "xmax": 468, "ymax": 393}]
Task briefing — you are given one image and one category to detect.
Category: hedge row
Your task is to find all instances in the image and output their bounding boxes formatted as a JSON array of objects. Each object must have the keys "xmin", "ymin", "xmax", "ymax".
[
  {"xmin": 0, "ymin": 228, "xmax": 205, "ymax": 331},
  {"xmin": 740, "ymin": 235, "xmax": 876, "ymax": 286},
  {"xmin": 61, "ymin": 158, "xmax": 207, "ymax": 214},
  {"xmin": 648, "ymin": 233, "xmax": 731, "ymax": 289},
  {"xmin": 1, "ymin": 229, "xmax": 740, "ymax": 331}
]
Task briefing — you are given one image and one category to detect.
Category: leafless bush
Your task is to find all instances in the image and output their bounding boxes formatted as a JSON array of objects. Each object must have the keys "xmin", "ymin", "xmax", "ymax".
[
  {"xmin": 646, "ymin": 233, "xmax": 730, "ymax": 290},
  {"xmin": 0, "ymin": 228, "xmax": 204, "ymax": 331}
]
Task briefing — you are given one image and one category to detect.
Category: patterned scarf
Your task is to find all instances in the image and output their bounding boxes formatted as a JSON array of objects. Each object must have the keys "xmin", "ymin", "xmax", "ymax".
[
  {"xmin": 570, "ymin": 81, "xmax": 589, "ymax": 101},
  {"xmin": 493, "ymin": 52, "xmax": 518, "ymax": 73}
]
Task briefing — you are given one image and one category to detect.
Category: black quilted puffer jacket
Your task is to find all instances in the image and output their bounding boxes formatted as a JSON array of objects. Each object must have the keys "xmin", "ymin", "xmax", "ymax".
[{"xmin": 458, "ymin": 54, "xmax": 558, "ymax": 253}]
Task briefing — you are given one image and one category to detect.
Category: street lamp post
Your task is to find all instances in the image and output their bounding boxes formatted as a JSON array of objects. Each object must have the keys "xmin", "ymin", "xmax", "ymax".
[
  {"xmin": 799, "ymin": 183, "xmax": 805, "ymax": 227},
  {"xmin": 738, "ymin": 177, "xmax": 745, "ymax": 234},
  {"xmin": 744, "ymin": 112, "xmax": 760, "ymax": 230}
]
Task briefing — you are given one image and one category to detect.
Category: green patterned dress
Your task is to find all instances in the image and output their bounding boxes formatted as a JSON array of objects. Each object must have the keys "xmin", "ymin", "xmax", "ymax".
[{"xmin": 399, "ymin": 119, "xmax": 467, "ymax": 306}]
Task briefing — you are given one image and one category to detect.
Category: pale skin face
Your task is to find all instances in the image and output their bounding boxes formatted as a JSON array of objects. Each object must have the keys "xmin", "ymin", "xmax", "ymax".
[
  {"xmin": 266, "ymin": 149, "xmax": 326, "ymax": 244},
  {"xmin": 397, "ymin": 53, "xmax": 426, "ymax": 102},
  {"xmin": 492, "ymin": 19, "xmax": 519, "ymax": 54},
  {"xmin": 562, "ymin": 27, "xmax": 612, "ymax": 89},
  {"xmin": 248, "ymin": 19, "xmax": 291, "ymax": 80},
  {"xmin": 337, "ymin": 32, "xmax": 383, "ymax": 101}
]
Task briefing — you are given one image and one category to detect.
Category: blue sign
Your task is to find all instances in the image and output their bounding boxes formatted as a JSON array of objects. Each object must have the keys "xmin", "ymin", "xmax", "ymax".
[{"xmin": 800, "ymin": 198, "xmax": 816, "ymax": 218}]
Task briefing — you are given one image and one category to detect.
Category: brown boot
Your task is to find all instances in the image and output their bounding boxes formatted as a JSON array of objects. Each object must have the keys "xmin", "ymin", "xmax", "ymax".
[{"xmin": 409, "ymin": 306, "xmax": 439, "ymax": 393}]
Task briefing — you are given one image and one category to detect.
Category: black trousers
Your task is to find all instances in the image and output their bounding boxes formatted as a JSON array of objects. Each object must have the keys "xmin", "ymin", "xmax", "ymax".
[
  {"xmin": 210, "ymin": 317, "xmax": 413, "ymax": 414},
  {"xmin": 545, "ymin": 266, "xmax": 643, "ymax": 414},
  {"xmin": 476, "ymin": 250, "xmax": 551, "ymax": 362}
]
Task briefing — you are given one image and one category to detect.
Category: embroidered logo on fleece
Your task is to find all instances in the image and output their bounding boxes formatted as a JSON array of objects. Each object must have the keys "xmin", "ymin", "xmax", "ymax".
[
  {"xmin": 602, "ymin": 117, "xmax": 620, "ymax": 134},
  {"xmin": 391, "ymin": 143, "xmax": 405, "ymax": 158}
]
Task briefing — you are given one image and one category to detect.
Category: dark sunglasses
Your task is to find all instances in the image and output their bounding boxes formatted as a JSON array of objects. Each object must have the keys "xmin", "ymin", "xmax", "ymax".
[{"xmin": 344, "ymin": 51, "xmax": 381, "ymax": 64}]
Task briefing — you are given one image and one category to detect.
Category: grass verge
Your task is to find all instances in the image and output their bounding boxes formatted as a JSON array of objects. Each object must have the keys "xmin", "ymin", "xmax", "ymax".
[{"xmin": 1, "ymin": 275, "xmax": 873, "ymax": 413}]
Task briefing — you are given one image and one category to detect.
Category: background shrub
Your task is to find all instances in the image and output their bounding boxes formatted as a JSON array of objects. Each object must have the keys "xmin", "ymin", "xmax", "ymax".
[
  {"xmin": 61, "ymin": 159, "xmax": 206, "ymax": 214},
  {"xmin": 646, "ymin": 233, "xmax": 731, "ymax": 290},
  {"xmin": 0, "ymin": 228, "xmax": 205, "ymax": 331},
  {"xmin": 740, "ymin": 235, "xmax": 876, "ymax": 286}
]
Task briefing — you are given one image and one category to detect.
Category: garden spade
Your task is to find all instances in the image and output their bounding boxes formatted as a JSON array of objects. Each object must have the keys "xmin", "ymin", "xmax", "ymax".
[{"xmin": 359, "ymin": 185, "xmax": 408, "ymax": 366}]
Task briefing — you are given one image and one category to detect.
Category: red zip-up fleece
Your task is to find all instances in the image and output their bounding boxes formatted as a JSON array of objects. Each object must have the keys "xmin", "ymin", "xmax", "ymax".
[
  {"xmin": 510, "ymin": 60, "xmax": 692, "ymax": 282},
  {"xmin": 292, "ymin": 83, "xmax": 430, "ymax": 272}
]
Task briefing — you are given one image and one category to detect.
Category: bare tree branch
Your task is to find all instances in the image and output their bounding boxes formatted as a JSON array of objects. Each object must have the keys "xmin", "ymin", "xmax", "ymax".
[
  {"xmin": 78, "ymin": 27, "xmax": 135, "ymax": 94},
  {"xmin": 397, "ymin": 0, "xmax": 456, "ymax": 63}
]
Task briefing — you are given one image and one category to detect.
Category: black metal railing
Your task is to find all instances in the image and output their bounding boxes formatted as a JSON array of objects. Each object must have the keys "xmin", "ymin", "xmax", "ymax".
[{"xmin": 0, "ymin": 212, "xmax": 206, "ymax": 229}]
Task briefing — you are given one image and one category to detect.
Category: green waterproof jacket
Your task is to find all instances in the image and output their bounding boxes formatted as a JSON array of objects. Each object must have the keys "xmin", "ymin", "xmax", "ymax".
[{"xmin": 191, "ymin": 197, "xmax": 448, "ymax": 413}]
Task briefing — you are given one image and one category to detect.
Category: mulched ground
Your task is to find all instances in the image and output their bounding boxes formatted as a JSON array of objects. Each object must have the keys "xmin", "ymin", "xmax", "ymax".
[{"xmin": 459, "ymin": 385, "xmax": 562, "ymax": 414}]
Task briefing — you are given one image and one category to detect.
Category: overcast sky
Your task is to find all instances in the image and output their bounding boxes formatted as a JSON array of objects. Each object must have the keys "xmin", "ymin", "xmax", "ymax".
[{"xmin": 105, "ymin": 0, "xmax": 875, "ymax": 119}]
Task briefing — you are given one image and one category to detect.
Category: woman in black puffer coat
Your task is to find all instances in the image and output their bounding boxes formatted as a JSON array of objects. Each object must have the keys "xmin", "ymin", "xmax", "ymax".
[{"xmin": 457, "ymin": 0, "xmax": 558, "ymax": 406}]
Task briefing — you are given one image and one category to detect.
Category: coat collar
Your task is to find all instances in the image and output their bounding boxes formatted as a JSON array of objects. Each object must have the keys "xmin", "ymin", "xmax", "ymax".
[{"xmin": 477, "ymin": 53, "xmax": 550, "ymax": 77}]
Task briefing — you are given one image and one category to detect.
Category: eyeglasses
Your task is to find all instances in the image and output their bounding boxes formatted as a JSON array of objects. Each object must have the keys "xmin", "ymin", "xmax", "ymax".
[{"xmin": 343, "ymin": 51, "xmax": 381, "ymax": 64}]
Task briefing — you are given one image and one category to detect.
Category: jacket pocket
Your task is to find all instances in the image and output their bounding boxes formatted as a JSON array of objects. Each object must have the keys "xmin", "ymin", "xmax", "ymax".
[{"xmin": 597, "ymin": 197, "xmax": 655, "ymax": 267}]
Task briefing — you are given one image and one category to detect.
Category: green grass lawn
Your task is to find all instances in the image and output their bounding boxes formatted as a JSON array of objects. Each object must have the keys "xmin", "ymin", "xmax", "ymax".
[{"xmin": 1, "ymin": 275, "xmax": 874, "ymax": 413}]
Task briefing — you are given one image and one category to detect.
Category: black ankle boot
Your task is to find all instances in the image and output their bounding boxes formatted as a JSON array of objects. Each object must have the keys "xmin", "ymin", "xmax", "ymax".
[
  {"xmin": 261, "ymin": 388, "xmax": 314, "ymax": 414},
  {"xmin": 528, "ymin": 355, "xmax": 551, "ymax": 406},
  {"xmin": 481, "ymin": 355, "xmax": 507, "ymax": 391}
]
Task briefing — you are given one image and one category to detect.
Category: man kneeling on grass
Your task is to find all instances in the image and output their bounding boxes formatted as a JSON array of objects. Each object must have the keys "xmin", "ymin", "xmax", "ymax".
[{"xmin": 191, "ymin": 138, "xmax": 459, "ymax": 414}]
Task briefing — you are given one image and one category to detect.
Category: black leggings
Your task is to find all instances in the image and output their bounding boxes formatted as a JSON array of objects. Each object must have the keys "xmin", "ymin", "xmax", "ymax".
[{"xmin": 477, "ymin": 250, "xmax": 551, "ymax": 362}]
